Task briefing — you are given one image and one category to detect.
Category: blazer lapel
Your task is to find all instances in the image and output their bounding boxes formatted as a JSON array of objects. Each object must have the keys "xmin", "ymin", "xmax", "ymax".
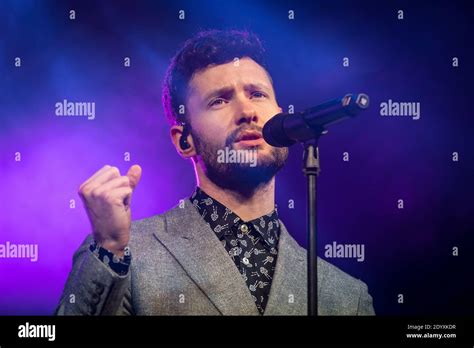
[
  {"xmin": 263, "ymin": 221, "xmax": 324, "ymax": 315},
  {"xmin": 153, "ymin": 199, "xmax": 260, "ymax": 316}
]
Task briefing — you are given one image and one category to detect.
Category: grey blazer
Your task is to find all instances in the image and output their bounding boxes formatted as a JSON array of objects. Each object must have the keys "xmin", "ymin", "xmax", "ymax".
[{"xmin": 56, "ymin": 199, "xmax": 375, "ymax": 316}]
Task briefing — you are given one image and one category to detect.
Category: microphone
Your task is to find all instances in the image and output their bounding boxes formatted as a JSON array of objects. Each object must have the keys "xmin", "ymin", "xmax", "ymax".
[{"xmin": 263, "ymin": 93, "xmax": 369, "ymax": 147}]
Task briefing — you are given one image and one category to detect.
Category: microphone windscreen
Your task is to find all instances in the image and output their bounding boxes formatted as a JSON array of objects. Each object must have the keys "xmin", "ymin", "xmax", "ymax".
[{"xmin": 263, "ymin": 113, "xmax": 296, "ymax": 147}]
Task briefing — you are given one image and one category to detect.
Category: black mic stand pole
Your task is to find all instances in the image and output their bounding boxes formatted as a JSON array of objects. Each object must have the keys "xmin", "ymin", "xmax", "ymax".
[{"xmin": 302, "ymin": 132, "xmax": 325, "ymax": 316}]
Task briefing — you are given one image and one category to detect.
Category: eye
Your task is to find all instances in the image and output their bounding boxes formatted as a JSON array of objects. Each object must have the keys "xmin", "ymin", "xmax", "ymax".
[
  {"xmin": 208, "ymin": 98, "xmax": 227, "ymax": 108},
  {"xmin": 251, "ymin": 91, "xmax": 267, "ymax": 98}
]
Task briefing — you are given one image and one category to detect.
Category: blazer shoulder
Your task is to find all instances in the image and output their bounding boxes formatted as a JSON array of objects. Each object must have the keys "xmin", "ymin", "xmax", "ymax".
[
  {"xmin": 317, "ymin": 257, "xmax": 368, "ymax": 296},
  {"xmin": 129, "ymin": 201, "xmax": 185, "ymax": 242},
  {"xmin": 131, "ymin": 213, "xmax": 165, "ymax": 231},
  {"xmin": 129, "ymin": 211, "xmax": 165, "ymax": 241},
  {"xmin": 317, "ymin": 257, "xmax": 375, "ymax": 315}
]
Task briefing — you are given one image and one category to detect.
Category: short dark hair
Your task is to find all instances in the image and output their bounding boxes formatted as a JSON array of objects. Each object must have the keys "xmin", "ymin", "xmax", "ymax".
[{"xmin": 162, "ymin": 29, "xmax": 269, "ymax": 125}]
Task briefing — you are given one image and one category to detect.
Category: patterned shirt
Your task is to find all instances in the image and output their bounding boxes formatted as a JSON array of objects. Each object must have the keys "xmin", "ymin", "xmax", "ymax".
[{"xmin": 190, "ymin": 187, "xmax": 281, "ymax": 314}]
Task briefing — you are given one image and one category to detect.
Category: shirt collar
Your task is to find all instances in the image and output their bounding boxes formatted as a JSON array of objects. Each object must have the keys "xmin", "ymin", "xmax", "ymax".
[{"xmin": 189, "ymin": 187, "xmax": 281, "ymax": 249}]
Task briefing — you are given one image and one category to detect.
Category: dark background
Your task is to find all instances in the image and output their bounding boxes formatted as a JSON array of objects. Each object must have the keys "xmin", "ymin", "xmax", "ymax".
[{"xmin": 0, "ymin": 0, "xmax": 473, "ymax": 315}]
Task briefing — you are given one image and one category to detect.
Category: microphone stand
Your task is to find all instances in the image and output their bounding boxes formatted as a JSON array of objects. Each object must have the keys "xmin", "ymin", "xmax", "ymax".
[
  {"xmin": 302, "ymin": 134, "xmax": 324, "ymax": 316},
  {"xmin": 265, "ymin": 93, "xmax": 369, "ymax": 316}
]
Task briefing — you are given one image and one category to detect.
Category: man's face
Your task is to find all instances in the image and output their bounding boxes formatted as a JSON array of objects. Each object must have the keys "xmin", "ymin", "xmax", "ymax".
[{"xmin": 186, "ymin": 57, "xmax": 288, "ymax": 194}]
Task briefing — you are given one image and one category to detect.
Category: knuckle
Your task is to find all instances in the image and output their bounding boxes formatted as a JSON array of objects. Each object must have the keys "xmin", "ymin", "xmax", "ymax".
[
  {"xmin": 78, "ymin": 185, "xmax": 90, "ymax": 197},
  {"xmin": 110, "ymin": 167, "xmax": 120, "ymax": 177},
  {"xmin": 101, "ymin": 192, "xmax": 111, "ymax": 201},
  {"xmin": 78, "ymin": 181, "xmax": 88, "ymax": 191},
  {"xmin": 90, "ymin": 188, "xmax": 101, "ymax": 199}
]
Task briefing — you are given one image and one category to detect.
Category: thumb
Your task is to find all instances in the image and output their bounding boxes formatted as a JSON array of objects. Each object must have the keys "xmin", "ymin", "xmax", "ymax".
[{"xmin": 126, "ymin": 164, "xmax": 142, "ymax": 190}]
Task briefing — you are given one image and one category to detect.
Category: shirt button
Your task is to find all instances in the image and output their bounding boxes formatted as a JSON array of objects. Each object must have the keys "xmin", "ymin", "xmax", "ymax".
[
  {"xmin": 240, "ymin": 224, "xmax": 249, "ymax": 234},
  {"xmin": 242, "ymin": 257, "xmax": 249, "ymax": 265}
]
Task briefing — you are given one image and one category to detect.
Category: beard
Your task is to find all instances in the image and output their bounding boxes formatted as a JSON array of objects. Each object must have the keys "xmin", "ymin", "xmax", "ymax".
[{"xmin": 191, "ymin": 124, "xmax": 289, "ymax": 197}]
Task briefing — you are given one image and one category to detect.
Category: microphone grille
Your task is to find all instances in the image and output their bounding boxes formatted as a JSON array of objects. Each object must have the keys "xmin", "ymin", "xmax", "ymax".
[{"xmin": 263, "ymin": 113, "xmax": 296, "ymax": 147}]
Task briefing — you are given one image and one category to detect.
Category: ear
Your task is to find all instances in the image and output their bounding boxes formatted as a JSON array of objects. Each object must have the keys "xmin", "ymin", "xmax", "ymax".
[{"xmin": 170, "ymin": 124, "xmax": 196, "ymax": 159}]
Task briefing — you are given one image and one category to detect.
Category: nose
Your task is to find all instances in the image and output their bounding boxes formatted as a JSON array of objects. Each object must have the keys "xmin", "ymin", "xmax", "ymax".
[{"xmin": 235, "ymin": 97, "xmax": 258, "ymax": 126}]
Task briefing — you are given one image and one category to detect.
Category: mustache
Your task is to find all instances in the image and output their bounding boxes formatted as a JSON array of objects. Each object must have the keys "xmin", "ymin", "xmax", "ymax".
[{"xmin": 225, "ymin": 125, "xmax": 264, "ymax": 147}]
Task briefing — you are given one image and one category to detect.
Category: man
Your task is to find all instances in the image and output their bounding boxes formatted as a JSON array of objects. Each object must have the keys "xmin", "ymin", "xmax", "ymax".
[{"xmin": 56, "ymin": 30, "xmax": 375, "ymax": 316}]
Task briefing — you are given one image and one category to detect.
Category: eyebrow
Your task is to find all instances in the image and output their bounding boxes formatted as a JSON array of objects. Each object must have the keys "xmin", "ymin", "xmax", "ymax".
[{"xmin": 202, "ymin": 82, "xmax": 272, "ymax": 103}]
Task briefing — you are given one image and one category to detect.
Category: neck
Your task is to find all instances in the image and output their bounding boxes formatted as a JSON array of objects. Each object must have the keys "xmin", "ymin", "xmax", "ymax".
[{"xmin": 194, "ymin": 166, "xmax": 275, "ymax": 221}]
